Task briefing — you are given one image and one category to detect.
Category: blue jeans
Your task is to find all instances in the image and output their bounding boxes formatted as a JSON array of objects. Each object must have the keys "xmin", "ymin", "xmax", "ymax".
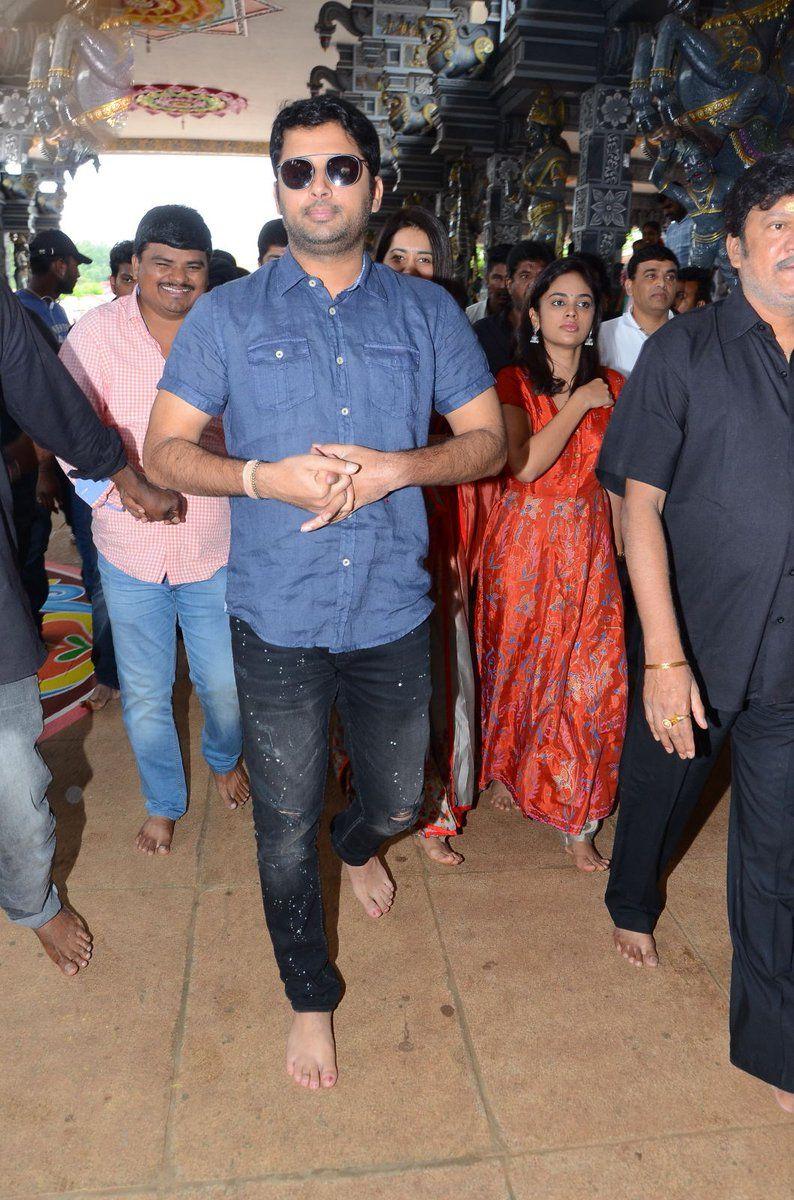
[
  {"xmin": 231, "ymin": 617, "xmax": 431, "ymax": 1011},
  {"xmin": 98, "ymin": 554, "xmax": 242, "ymax": 821},
  {"xmin": 70, "ymin": 495, "xmax": 118, "ymax": 690},
  {"xmin": 0, "ymin": 675, "xmax": 60, "ymax": 928}
]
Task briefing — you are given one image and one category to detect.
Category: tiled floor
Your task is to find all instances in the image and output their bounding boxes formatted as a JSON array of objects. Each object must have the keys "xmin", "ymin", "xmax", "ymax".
[{"xmin": 3, "ymin": 529, "xmax": 791, "ymax": 1200}]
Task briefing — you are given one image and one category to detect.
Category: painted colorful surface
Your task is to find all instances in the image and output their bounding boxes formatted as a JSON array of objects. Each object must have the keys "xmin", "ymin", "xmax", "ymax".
[
  {"xmin": 37, "ymin": 563, "xmax": 94, "ymax": 740},
  {"xmin": 130, "ymin": 83, "xmax": 248, "ymax": 119}
]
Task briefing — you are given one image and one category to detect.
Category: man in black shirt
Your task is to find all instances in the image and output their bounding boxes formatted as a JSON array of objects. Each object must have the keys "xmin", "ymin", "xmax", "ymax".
[
  {"xmin": 0, "ymin": 275, "xmax": 183, "ymax": 976},
  {"xmin": 598, "ymin": 153, "xmax": 794, "ymax": 1111}
]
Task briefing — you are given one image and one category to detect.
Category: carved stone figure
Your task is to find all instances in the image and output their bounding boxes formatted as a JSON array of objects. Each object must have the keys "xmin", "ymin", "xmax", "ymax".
[
  {"xmin": 446, "ymin": 148, "xmax": 480, "ymax": 285},
  {"xmin": 315, "ymin": 1, "xmax": 370, "ymax": 50},
  {"xmin": 307, "ymin": 64, "xmax": 353, "ymax": 98},
  {"xmin": 522, "ymin": 85, "xmax": 572, "ymax": 256},
  {"xmin": 383, "ymin": 83, "xmax": 437, "ymax": 137},
  {"xmin": 419, "ymin": 1, "xmax": 500, "ymax": 81},
  {"xmin": 632, "ymin": 0, "xmax": 790, "ymax": 183},
  {"xmin": 27, "ymin": 0, "xmax": 132, "ymax": 170},
  {"xmin": 649, "ymin": 133, "xmax": 731, "ymax": 272}
]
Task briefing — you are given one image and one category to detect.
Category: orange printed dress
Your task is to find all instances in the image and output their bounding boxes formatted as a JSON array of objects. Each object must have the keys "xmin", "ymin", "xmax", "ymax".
[{"xmin": 476, "ymin": 366, "xmax": 627, "ymax": 835}]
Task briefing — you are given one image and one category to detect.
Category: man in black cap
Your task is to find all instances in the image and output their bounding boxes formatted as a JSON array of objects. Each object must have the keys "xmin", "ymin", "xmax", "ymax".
[{"xmin": 17, "ymin": 229, "xmax": 92, "ymax": 345}]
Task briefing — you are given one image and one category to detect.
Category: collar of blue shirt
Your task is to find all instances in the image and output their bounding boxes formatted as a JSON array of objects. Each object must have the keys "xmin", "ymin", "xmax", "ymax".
[{"xmin": 272, "ymin": 247, "xmax": 388, "ymax": 302}]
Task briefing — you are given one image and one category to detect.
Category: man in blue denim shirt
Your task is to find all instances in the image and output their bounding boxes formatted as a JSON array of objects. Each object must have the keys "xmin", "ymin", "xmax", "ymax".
[{"xmin": 144, "ymin": 96, "xmax": 505, "ymax": 1090}]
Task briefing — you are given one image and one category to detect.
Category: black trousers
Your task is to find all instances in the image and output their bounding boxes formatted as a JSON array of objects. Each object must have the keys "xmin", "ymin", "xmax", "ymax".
[
  {"xmin": 607, "ymin": 687, "xmax": 794, "ymax": 1090},
  {"xmin": 231, "ymin": 617, "xmax": 431, "ymax": 1012}
]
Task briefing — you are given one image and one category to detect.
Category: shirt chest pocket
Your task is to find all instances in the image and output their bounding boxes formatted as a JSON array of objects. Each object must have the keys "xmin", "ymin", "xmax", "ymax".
[
  {"xmin": 363, "ymin": 343, "xmax": 420, "ymax": 418},
  {"xmin": 247, "ymin": 336, "xmax": 315, "ymax": 410}
]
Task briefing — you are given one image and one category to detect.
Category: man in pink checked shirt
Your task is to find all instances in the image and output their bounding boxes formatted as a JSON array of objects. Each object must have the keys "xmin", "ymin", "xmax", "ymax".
[{"xmin": 59, "ymin": 205, "xmax": 249, "ymax": 856}]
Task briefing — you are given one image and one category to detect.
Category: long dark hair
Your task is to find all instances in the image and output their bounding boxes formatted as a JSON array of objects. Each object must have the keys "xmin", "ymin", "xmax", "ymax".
[
  {"xmin": 516, "ymin": 256, "xmax": 605, "ymax": 396},
  {"xmin": 374, "ymin": 206, "xmax": 454, "ymax": 283}
]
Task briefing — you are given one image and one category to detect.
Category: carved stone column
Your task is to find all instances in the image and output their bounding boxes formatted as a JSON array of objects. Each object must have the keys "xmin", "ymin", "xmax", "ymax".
[
  {"xmin": 481, "ymin": 152, "xmax": 525, "ymax": 252},
  {"xmin": 571, "ymin": 84, "xmax": 635, "ymax": 264}
]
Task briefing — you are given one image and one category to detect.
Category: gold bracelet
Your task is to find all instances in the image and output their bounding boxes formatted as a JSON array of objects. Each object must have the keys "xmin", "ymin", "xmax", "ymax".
[{"xmin": 644, "ymin": 660, "xmax": 688, "ymax": 671}]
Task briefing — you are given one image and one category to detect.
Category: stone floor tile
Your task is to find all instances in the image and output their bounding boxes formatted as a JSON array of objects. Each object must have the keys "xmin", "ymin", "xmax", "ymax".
[
  {"xmin": 507, "ymin": 1126, "xmax": 794, "ymax": 1200},
  {"xmin": 171, "ymin": 1160, "xmax": 509, "ymax": 1200},
  {"xmin": 429, "ymin": 870, "xmax": 773, "ymax": 1152},
  {"xmin": 666, "ymin": 854, "xmax": 732, "ymax": 991},
  {"xmin": 439, "ymin": 800, "xmax": 583, "ymax": 876},
  {"xmin": 0, "ymin": 887, "xmax": 192, "ymax": 1196},
  {"xmin": 42, "ymin": 728, "xmax": 210, "ymax": 894},
  {"xmin": 169, "ymin": 880, "xmax": 493, "ymax": 1180}
]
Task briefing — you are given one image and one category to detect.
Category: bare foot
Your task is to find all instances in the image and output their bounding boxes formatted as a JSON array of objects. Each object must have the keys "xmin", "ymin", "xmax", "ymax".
[
  {"xmin": 613, "ymin": 926, "xmax": 659, "ymax": 968},
  {"xmin": 345, "ymin": 856, "xmax": 395, "ymax": 918},
  {"xmin": 286, "ymin": 1011, "xmax": 338, "ymax": 1090},
  {"xmin": 212, "ymin": 758, "xmax": 250, "ymax": 811},
  {"xmin": 34, "ymin": 907, "xmax": 92, "ymax": 976},
  {"xmin": 481, "ymin": 780, "xmax": 514, "ymax": 813},
  {"xmin": 416, "ymin": 833, "xmax": 463, "ymax": 865},
  {"xmin": 135, "ymin": 816, "xmax": 175, "ymax": 855},
  {"xmin": 83, "ymin": 684, "xmax": 120, "ymax": 712},
  {"xmin": 565, "ymin": 838, "xmax": 610, "ymax": 873},
  {"xmin": 773, "ymin": 1087, "xmax": 794, "ymax": 1113}
]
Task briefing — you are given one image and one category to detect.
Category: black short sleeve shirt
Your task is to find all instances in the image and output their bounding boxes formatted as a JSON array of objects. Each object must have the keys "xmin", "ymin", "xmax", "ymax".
[{"xmin": 597, "ymin": 286, "xmax": 794, "ymax": 710}]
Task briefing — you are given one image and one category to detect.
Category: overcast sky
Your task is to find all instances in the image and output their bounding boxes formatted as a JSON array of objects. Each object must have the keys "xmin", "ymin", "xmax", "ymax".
[{"xmin": 61, "ymin": 153, "xmax": 278, "ymax": 272}]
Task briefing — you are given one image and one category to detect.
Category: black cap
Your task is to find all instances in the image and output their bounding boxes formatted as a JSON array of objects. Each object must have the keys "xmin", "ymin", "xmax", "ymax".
[{"xmin": 28, "ymin": 229, "xmax": 92, "ymax": 265}]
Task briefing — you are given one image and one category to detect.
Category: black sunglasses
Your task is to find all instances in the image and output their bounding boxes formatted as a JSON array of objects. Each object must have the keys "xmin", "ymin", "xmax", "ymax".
[{"xmin": 277, "ymin": 154, "xmax": 367, "ymax": 191}]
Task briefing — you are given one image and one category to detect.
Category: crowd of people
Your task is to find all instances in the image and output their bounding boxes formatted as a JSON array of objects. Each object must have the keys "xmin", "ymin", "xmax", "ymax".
[{"xmin": 0, "ymin": 94, "xmax": 792, "ymax": 1116}]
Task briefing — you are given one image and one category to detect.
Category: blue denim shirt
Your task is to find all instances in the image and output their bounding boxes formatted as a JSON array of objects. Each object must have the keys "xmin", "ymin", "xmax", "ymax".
[{"xmin": 159, "ymin": 250, "xmax": 493, "ymax": 651}]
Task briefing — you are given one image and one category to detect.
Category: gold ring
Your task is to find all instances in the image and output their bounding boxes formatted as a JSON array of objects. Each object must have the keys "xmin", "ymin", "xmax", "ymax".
[{"xmin": 662, "ymin": 714, "xmax": 688, "ymax": 729}]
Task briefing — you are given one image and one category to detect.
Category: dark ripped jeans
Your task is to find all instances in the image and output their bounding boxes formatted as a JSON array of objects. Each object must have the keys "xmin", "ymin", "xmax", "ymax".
[{"xmin": 231, "ymin": 617, "xmax": 431, "ymax": 1012}]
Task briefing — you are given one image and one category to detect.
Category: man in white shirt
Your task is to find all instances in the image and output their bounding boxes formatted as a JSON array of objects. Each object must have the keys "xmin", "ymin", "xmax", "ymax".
[
  {"xmin": 599, "ymin": 243, "xmax": 679, "ymax": 377},
  {"xmin": 466, "ymin": 243, "xmax": 511, "ymax": 324}
]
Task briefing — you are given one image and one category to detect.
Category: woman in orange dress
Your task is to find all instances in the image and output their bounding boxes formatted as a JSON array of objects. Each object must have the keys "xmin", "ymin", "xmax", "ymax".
[{"xmin": 476, "ymin": 256, "xmax": 626, "ymax": 871}]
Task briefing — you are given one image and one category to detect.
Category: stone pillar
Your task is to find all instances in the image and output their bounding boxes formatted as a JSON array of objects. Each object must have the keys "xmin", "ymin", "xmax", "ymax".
[{"xmin": 571, "ymin": 84, "xmax": 635, "ymax": 264}]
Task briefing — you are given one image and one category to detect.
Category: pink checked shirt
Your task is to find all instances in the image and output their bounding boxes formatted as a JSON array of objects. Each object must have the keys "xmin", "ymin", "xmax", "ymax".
[{"xmin": 59, "ymin": 292, "xmax": 230, "ymax": 584}]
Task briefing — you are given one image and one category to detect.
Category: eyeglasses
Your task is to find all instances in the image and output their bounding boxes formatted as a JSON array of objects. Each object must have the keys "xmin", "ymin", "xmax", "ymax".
[{"xmin": 276, "ymin": 154, "xmax": 367, "ymax": 191}]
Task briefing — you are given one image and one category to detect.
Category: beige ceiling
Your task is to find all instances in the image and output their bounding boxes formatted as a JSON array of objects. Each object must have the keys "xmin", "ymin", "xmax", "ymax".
[{"xmin": 121, "ymin": 0, "xmax": 353, "ymax": 146}]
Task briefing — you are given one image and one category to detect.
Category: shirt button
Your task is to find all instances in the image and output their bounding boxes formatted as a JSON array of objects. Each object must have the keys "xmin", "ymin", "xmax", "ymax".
[
  {"xmin": 789, "ymin": 569, "xmax": 794, "ymax": 576},
  {"xmin": 341, "ymin": 407, "xmax": 349, "ymax": 415},
  {"xmin": 336, "ymin": 356, "xmax": 344, "ymax": 365},
  {"xmin": 328, "ymin": 306, "xmax": 336, "ymax": 316},
  {"xmin": 275, "ymin": 350, "xmax": 284, "ymax": 359},
  {"xmin": 342, "ymin": 558, "xmax": 350, "ymax": 567},
  {"xmin": 777, "ymin": 616, "xmax": 786, "ymax": 624},
  {"xmin": 309, "ymin": 279, "xmax": 317, "ymax": 287}
]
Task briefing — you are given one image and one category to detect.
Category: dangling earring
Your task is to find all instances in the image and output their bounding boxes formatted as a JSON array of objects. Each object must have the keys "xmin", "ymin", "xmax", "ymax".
[
  {"xmin": 585, "ymin": 331, "xmax": 594, "ymax": 347},
  {"xmin": 530, "ymin": 326, "xmax": 539, "ymax": 344}
]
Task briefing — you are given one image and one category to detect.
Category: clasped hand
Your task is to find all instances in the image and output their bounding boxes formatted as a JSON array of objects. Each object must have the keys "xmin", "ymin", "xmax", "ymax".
[{"xmin": 269, "ymin": 444, "xmax": 394, "ymax": 533}]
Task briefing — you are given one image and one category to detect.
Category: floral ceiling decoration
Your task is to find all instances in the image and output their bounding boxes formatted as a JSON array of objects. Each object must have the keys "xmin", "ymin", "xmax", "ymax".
[
  {"xmin": 130, "ymin": 82, "xmax": 248, "ymax": 118},
  {"xmin": 121, "ymin": 0, "xmax": 281, "ymax": 41}
]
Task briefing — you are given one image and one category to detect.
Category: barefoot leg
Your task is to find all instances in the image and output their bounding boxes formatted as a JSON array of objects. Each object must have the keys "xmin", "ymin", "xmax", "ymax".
[
  {"xmin": 286, "ymin": 1011, "xmax": 338, "ymax": 1090},
  {"xmin": 613, "ymin": 926, "xmax": 659, "ymax": 968},
  {"xmin": 564, "ymin": 830, "xmax": 610, "ymax": 873},
  {"xmin": 83, "ymin": 684, "xmax": 120, "ymax": 712},
  {"xmin": 212, "ymin": 758, "xmax": 250, "ymax": 810},
  {"xmin": 135, "ymin": 816, "xmax": 175, "ymax": 856},
  {"xmin": 34, "ymin": 908, "xmax": 93, "ymax": 976},
  {"xmin": 416, "ymin": 832, "xmax": 463, "ymax": 865},
  {"xmin": 480, "ymin": 780, "xmax": 515, "ymax": 813},
  {"xmin": 344, "ymin": 857, "xmax": 395, "ymax": 918}
]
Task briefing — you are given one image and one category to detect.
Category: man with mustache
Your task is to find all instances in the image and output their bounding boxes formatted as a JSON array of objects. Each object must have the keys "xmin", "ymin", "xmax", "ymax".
[
  {"xmin": 598, "ymin": 151, "xmax": 794, "ymax": 1112},
  {"xmin": 59, "ymin": 205, "xmax": 249, "ymax": 857},
  {"xmin": 143, "ymin": 96, "xmax": 505, "ymax": 1090},
  {"xmin": 598, "ymin": 243, "xmax": 679, "ymax": 378}
]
